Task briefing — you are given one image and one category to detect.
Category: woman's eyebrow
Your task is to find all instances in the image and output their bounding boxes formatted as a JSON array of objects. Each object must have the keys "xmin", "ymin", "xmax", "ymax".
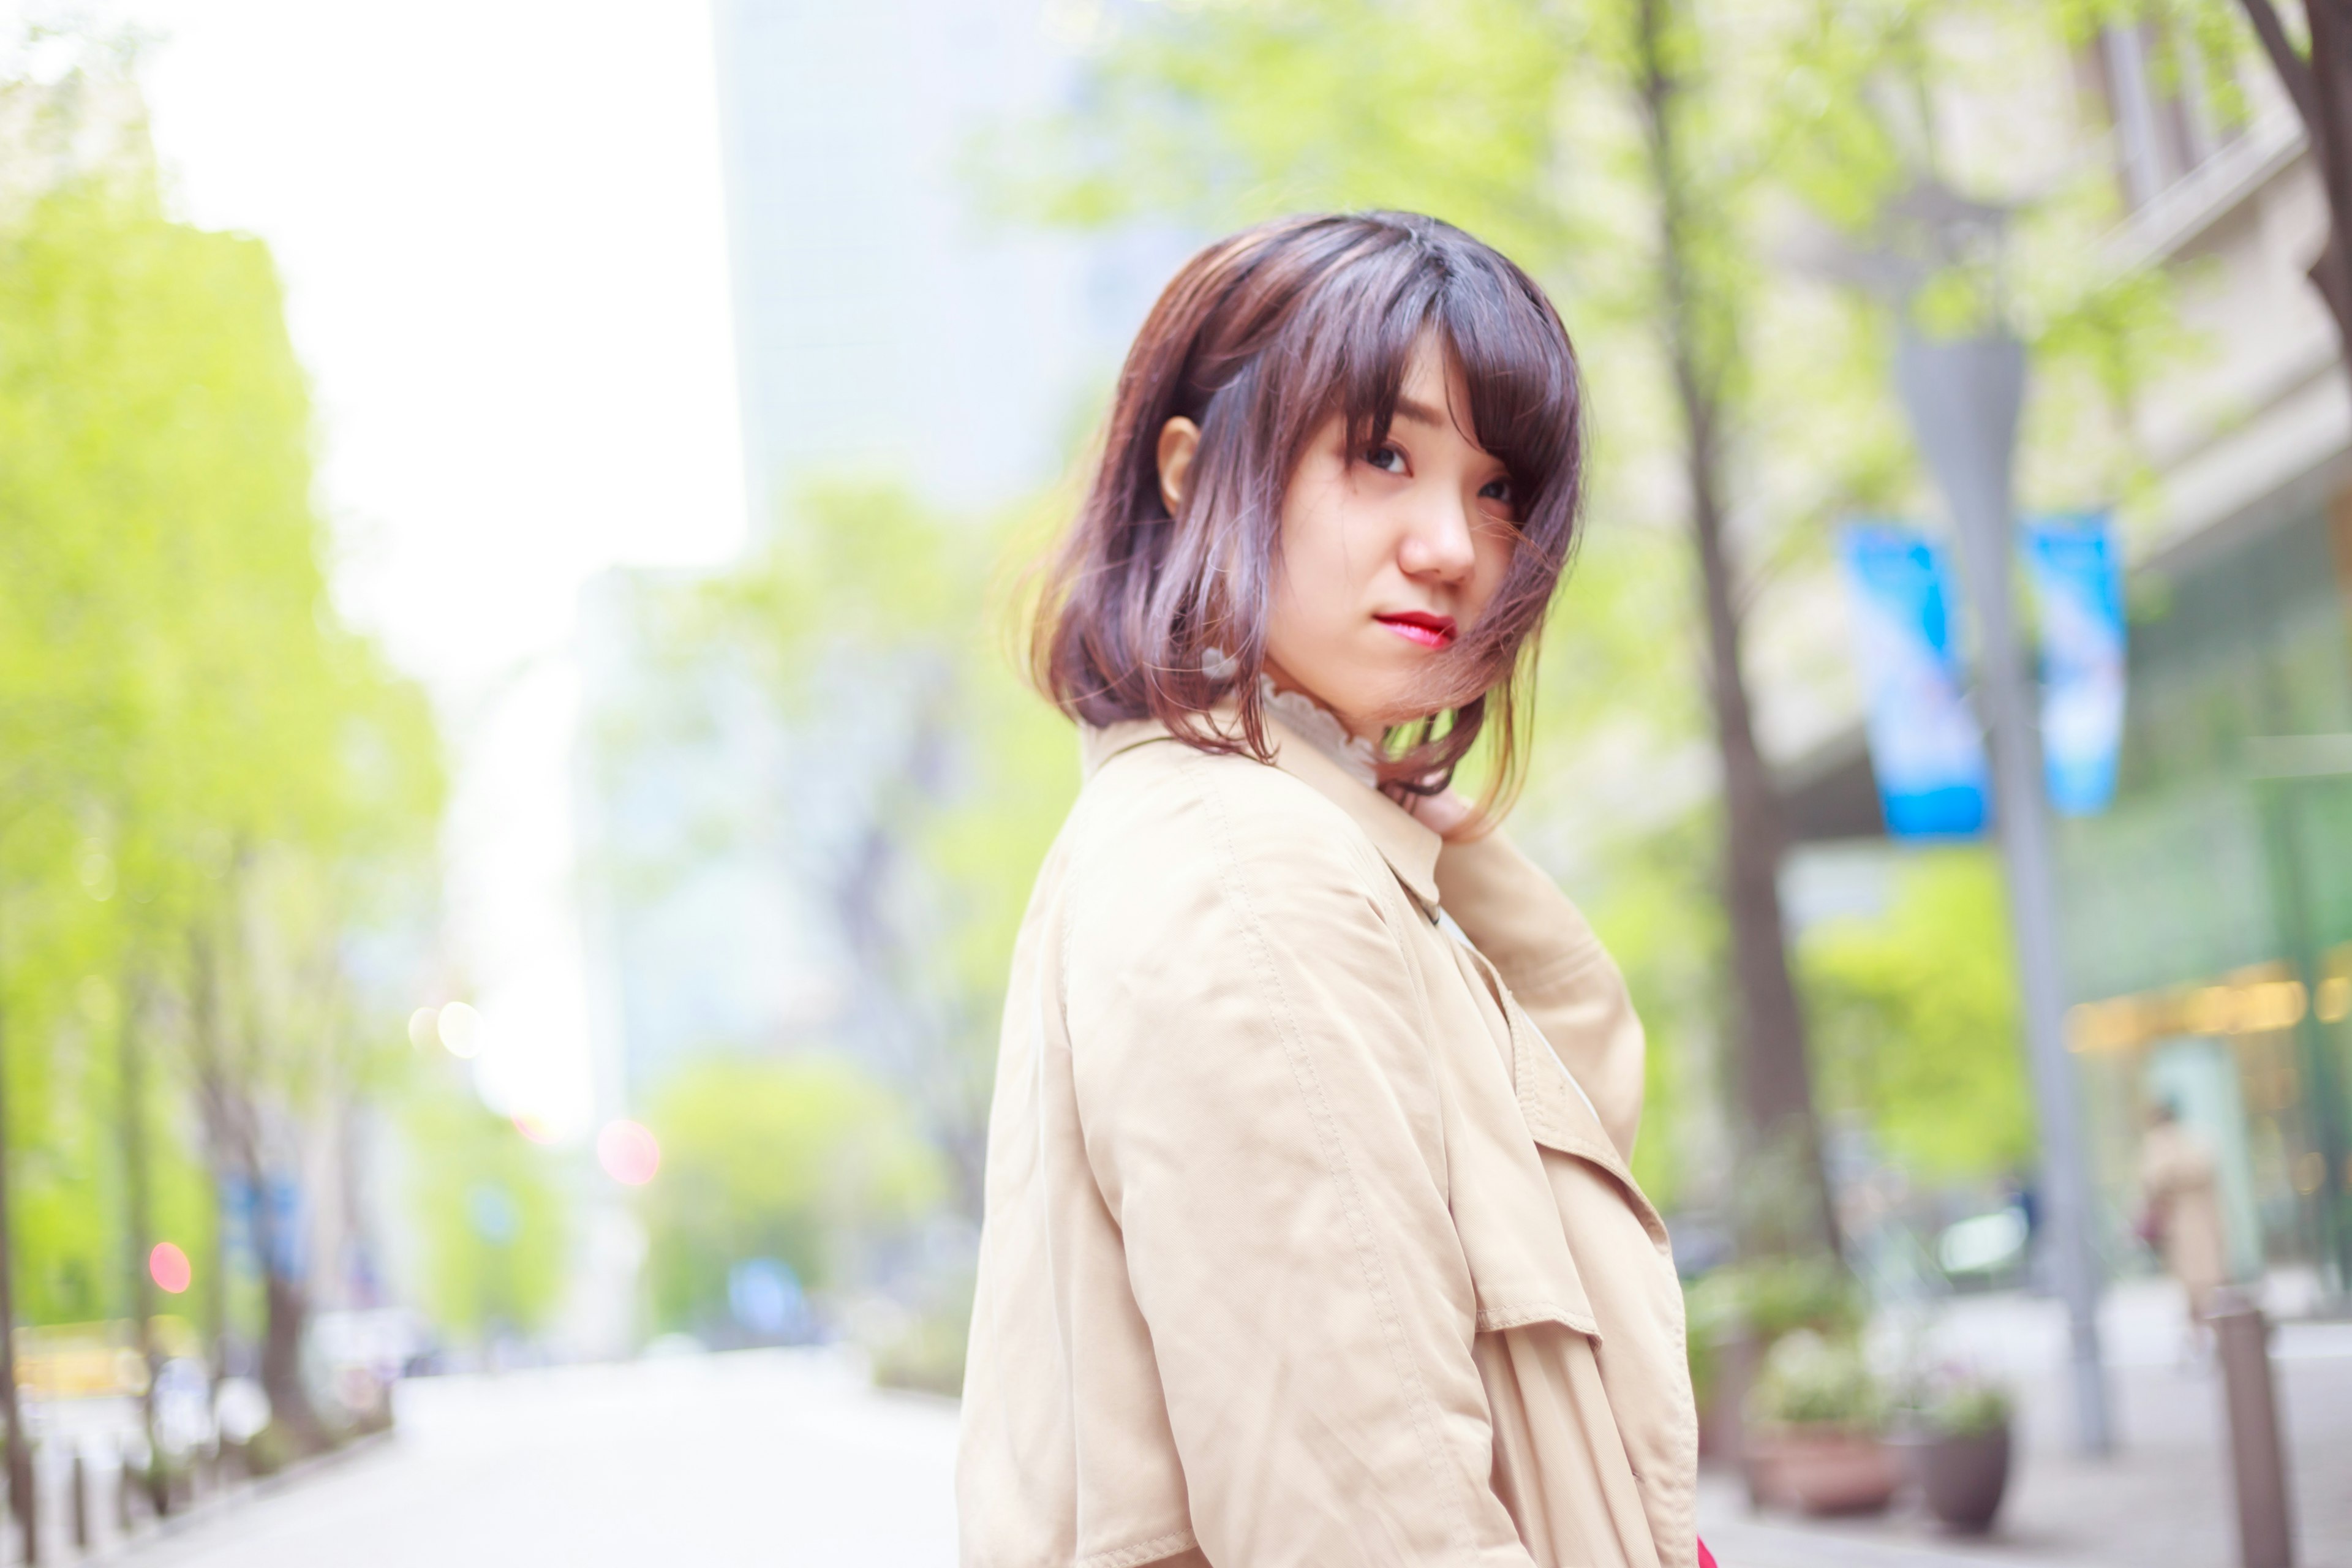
[{"xmin": 1392, "ymin": 394, "xmax": 1494, "ymax": 454}]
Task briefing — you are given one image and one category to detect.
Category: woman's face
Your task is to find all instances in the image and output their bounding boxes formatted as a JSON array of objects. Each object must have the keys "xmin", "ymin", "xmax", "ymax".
[{"xmin": 1264, "ymin": 339, "xmax": 1518, "ymax": 737}]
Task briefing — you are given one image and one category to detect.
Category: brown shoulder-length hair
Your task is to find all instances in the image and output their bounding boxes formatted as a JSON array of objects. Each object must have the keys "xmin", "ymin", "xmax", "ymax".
[{"xmin": 1029, "ymin": 210, "xmax": 1585, "ymax": 804}]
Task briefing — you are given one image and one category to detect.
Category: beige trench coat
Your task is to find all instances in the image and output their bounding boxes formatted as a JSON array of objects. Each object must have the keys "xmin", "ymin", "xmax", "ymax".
[
  {"xmin": 958, "ymin": 714, "xmax": 1698, "ymax": 1568},
  {"xmin": 2139, "ymin": 1120, "xmax": 2228, "ymax": 1317}
]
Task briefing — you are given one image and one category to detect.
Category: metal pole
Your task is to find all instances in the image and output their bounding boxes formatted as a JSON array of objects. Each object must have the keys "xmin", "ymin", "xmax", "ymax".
[
  {"xmin": 2211, "ymin": 1288, "xmax": 2296, "ymax": 1568},
  {"xmin": 1896, "ymin": 328, "xmax": 2114, "ymax": 1455}
]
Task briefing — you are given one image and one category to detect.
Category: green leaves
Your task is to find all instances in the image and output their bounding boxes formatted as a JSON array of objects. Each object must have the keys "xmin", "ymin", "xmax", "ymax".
[
  {"xmin": 641, "ymin": 1055, "xmax": 947, "ymax": 1330},
  {"xmin": 0, "ymin": 77, "xmax": 443, "ymax": 1335},
  {"xmin": 978, "ymin": 0, "xmax": 1592, "ymax": 271},
  {"xmin": 405, "ymin": 1090, "xmax": 566, "ymax": 1338},
  {"xmin": 1800, "ymin": 850, "xmax": 2036, "ymax": 1182}
]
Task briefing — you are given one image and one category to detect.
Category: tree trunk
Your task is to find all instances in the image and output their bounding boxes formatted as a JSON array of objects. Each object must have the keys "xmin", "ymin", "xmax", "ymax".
[
  {"xmin": 0, "ymin": 915, "xmax": 36, "ymax": 1562},
  {"xmin": 189, "ymin": 911, "xmax": 326, "ymax": 1455},
  {"xmin": 1633, "ymin": 0, "xmax": 1838, "ymax": 1257},
  {"xmin": 258, "ymin": 1268, "xmax": 319, "ymax": 1446},
  {"xmin": 189, "ymin": 930, "xmax": 233, "ymax": 1396},
  {"xmin": 115, "ymin": 973, "xmax": 167, "ymax": 1509},
  {"xmin": 239, "ymin": 1120, "xmax": 324, "ymax": 1455},
  {"xmin": 2310, "ymin": 2, "xmax": 2352, "ymax": 362},
  {"xmin": 2239, "ymin": 0, "xmax": 2352, "ymax": 368}
]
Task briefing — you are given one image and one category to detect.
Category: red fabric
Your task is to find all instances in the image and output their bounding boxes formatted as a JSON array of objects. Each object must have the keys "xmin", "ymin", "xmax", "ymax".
[{"xmin": 1697, "ymin": 1539, "xmax": 1717, "ymax": 1568}]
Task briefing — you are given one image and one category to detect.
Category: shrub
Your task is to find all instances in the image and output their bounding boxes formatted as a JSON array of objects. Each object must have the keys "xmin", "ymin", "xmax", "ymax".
[
  {"xmin": 1746, "ymin": 1331, "xmax": 1888, "ymax": 1433},
  {"xmin": 1893, "ymin": 1363, "xmax": 2012, "ymax": 1437}
]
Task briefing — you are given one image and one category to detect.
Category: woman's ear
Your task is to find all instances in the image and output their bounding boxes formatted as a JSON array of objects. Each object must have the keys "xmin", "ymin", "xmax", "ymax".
[{"xmin": 1157, "ymin": 417, "xmax": 1201, "ymax": 514}]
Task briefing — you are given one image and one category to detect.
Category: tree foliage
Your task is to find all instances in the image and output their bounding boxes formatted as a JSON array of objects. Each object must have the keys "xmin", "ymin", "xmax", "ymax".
[
  {"xmin": 606, "ymin": 480, "xmax": 1079, "ymax": 1210},
  {"xmin": 405, "ymin": 1088, "xmax": 565, "ymax": 1342},
  {"xmin": 0, "ymin": 48, "xmax": 443, "ymax": 1452},
  {"xmin": 641, "ymin": 1055, "xmax": 946, "ymax": 1333},
  {"xmin": 1800, "ymin": 850, "xmax": 2035, "ymax": 1182}
]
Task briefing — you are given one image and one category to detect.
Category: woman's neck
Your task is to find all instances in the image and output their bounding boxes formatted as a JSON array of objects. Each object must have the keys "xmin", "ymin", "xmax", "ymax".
[
  {"xmin": 1259, "ymin": 661, "xmax": 1378, "ymax": 744},
  {"xmin": 1257, "ymin": 673, "xmax": 1381, "ymax": 788}
]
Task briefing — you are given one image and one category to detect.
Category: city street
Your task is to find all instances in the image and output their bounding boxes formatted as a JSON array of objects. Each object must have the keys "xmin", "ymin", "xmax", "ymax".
[
  {"xmin": 111, "ymin": 1351, "xmax": 957, "ymax": 1568},
  {"xmin": 95, "ymin": 1283, "xmax": 2351, "ymax": 1568}
]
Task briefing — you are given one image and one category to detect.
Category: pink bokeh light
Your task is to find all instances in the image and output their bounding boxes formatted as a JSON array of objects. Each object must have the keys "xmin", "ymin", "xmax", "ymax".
[
  {"xmin": 149, "ymin": 1241, "xmax": 192, "ymax": 1295},
  {"xmin": 596, "ymin": 1119, "xmax": 661, "ymax": 1186}
]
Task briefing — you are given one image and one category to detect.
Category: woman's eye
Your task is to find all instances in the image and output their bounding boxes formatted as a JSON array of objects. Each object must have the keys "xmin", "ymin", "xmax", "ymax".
[
  {"xmin": 1479, "ymin": 477, "xmax": 1517, "ymax": 511},
  {"xmin": 1363, "ymin": 443, "xmax": 1406, "ymax": 474}
]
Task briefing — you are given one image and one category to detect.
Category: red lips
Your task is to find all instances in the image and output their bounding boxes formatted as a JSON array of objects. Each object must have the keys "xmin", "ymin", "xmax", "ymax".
[{"xmin": 1375, "ymin": 610, "xmax": 1457, "ymax": 650}]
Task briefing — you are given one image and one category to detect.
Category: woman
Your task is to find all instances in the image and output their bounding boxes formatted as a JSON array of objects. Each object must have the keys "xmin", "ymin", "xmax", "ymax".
[
  {"xmin": 959, "ymin": 213, "xmax": 1700, "ymax": 1568},
  {"xmin": 2138, "ymin": 1099, "xmax": 2230, "ymax": 1336}
]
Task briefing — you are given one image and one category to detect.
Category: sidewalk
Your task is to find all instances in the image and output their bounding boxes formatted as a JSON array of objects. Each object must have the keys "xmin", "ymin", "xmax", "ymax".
[
  {"xmin": 1697, "ymin": 1278, "xmax": 2352, "ymax": 1567},
  {"xmin": 101, "ymin": 1349, "xmax": 959, "ymax": 1568}
]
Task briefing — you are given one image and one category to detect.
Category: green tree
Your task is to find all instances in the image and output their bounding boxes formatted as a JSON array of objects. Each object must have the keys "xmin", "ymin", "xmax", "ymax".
[
  {"xmin": 405, "ymin": 1088, "xmax": 566, "ymax": 1343},
  {"xmin": 641, "ymin": 1055, "xmax": 946, "ymax": 1333},
  {"xmin": 598, "ymin": 480, "xmax": 1077, "ymax": 1207},
  {"xmin": 0, "ymin": 44, "xmax": 443, "ymax": 1466},
  {"xmin": 1800, "ymin": 850, "xmax": 2035, "ymax": 1182}
]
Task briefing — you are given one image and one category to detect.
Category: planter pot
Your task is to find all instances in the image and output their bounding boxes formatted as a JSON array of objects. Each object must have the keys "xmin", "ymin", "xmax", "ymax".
[
  {"xmin": 1897, "ymin": 1423, "xmax": 2012, "ymax": 1534},
  {"xmin": 1747, "ymin": 1427, "xmax": 1900, "ymax": 1516}
]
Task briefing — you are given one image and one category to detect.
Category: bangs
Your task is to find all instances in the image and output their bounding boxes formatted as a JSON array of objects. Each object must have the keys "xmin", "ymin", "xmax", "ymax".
[
  {"xmin": 1278, "ymin": 225, "xmax": 1583, "ymax": 576},
  {"xmin": 1439, "ymin": 270, "xmax": 1583, "ymax": 543}
]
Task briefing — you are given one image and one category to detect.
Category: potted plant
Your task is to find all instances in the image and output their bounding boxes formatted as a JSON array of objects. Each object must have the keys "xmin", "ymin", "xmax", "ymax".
[
  {"xmin": 1685, "ymin": 1257, "xmax": 1864, "ymax": 1468},
  {"xmin": 1891, "ymin": 1368, "xmax": 2013, "ymax": 1533},
  {"xmin": 1742, "ymin": 1331, "xmax": 1900, "ymax": 1515}
]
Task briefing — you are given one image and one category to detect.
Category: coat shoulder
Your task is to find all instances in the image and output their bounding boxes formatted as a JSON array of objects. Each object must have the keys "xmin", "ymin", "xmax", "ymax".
[{"xmin": 1068, "ymin": 737, "xmax": 1389, "ymax": 908}]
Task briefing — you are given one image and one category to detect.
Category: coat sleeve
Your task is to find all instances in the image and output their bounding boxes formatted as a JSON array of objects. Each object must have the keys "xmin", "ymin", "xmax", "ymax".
[
  {"xmin": 1433, "ymin": 829, "xmax": 1646, "ymax": 1164},
  {"xmin": 1064, "ymin": 765, "xmax": 1538, "ymax": 1568}
]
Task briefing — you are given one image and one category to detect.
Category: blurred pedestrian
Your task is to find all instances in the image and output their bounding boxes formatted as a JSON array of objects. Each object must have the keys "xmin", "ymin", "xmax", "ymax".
[
  {"xmin": 2003, "ymin": 1166, "xmax": 2047, "ymax": 1294},
  {"xmin": 960, "ymin": 214, "xmax": 1702, "ymax": 1568},
  {"xmin": 2136, "ymin": 1099, "xmax": 2229, "ymax": 1349}
]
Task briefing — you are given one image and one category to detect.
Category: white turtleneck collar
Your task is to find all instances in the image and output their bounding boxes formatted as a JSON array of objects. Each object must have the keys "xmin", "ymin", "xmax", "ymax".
[{"xmin": 1257, "ymin": 675, "xmax": 1381, "ymax": 790}]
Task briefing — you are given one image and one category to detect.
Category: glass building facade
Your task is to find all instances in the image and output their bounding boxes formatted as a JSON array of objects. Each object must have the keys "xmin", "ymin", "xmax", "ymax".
[{"xmin": 2059, "ymin": 488, "xmax": 2352, "ymax": 1291}]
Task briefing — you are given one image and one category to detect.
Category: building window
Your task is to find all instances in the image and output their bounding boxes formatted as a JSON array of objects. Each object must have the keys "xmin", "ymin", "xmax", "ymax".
[{"xmin": 2084, "ymin": 21, "xmax": 2238, "ymax": 211}]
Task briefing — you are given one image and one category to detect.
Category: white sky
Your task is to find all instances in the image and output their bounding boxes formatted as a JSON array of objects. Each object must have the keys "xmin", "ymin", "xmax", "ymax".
[{"xmin": 99, "ymin": 0, "xmax": 751, "ymax": 1137}]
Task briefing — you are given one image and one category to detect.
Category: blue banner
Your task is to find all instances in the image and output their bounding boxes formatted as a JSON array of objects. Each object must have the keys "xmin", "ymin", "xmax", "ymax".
[
  {"xmin": 2021, "ymin": 513, "xmax": 2127, "ymax": 815},
  {"xmin": 1838, "ymin": 525, "xmax": 1988, "ymax": 837},
  {"xmin": 221, "ymin": 1172, "xmax": 306, "ymax": 1281}
]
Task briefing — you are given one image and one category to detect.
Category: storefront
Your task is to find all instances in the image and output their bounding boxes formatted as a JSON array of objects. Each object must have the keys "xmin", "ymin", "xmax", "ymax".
[
  {"xmin": 2056, "ymin": 483, "xmax": 2352, "ymax": 1293},
  {"xmin": 1779, "ymin": 478, "xmax": 2352, "ymax": 1297}
]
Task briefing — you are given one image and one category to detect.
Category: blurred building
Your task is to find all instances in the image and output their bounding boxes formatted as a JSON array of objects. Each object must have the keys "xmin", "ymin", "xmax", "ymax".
[
  {"xmin": 577, "ymin": 4, "xmax": 1175, "ymax": 1114},
  {"xmin": 709, "ymin": 0, "xmax": 1179, "ymax": 529},
  {"xmin": 1778, "ymin": 32, "xmax": 2351, "ymax": 1295},
  {"xmin": 573, "ymin": 567, "xmax": 831, "ymax": 1104}
]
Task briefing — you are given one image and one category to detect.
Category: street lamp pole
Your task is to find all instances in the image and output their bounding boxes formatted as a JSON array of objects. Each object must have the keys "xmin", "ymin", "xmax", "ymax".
[{"xmin": 1894, "ymin": 328, "xmax": 2114, "ymax": 1457}]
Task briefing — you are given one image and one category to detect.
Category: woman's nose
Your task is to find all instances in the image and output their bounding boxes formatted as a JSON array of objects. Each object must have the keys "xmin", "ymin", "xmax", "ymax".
[{"xmin": 1401, "ymin": 500, "xmax": 1477, "ymax": 582}]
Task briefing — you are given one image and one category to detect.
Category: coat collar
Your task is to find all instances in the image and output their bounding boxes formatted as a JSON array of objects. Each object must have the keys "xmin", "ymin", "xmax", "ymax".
[{"xmin": 1080, "ymin": 710, "xmax": 1444, "ymax": 913}]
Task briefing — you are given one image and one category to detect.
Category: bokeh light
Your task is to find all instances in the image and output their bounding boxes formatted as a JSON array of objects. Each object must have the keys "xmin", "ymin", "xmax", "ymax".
[
  {"xmin": 595, "ymin": 1119, "xmax": 660, "ymax": 1186},
  {"xmin": 511, "ymin": 1112, "xmax": 555, "ymax": 1144},
  {"xmin": 407, "ymin": 1005, "xmax": 439, "ymax": 1049},
  {"xmin": 148, "ymin": 1241, "xmax": 192, "ymax": 1295},
  {"xmin": 437, "ymin": 1000, "xmax": 483, "ymax": 1058}
]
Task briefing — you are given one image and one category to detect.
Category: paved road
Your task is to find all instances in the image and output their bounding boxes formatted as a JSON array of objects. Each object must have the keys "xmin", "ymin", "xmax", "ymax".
[
  {"xmin": 113, "ymin": 1351, "xmax": 958, "ymax": 1568},
  {"xmin": 101, "ymin": 1280, "xmax": 2351, "ymax": 1568}
]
